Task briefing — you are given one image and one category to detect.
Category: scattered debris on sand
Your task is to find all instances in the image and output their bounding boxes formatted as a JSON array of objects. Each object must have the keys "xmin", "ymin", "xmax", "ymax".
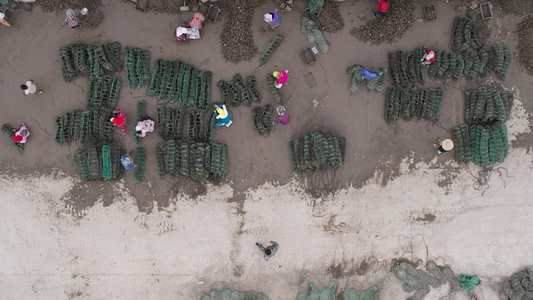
[
  {"xmin": 493, "ymin": 0, "xmax": 533, "ymax": 16},
  {"xmin": 350, "ymin": 0, "xmax": 415, "ymax": 45},
  {"xmin": 220, "ymin": 0, "xmax": 263, "ymax": 63},
  {"xmin": 37, "ymin": 0, "xmax": 101, "ymax": 13},
  {"xmin": 317, "ymin": 0, "xmax": 344, "ymax": 33},
  {"xmin": 517, "ymin": 16, "xmax": 533, "ymax": 76}
]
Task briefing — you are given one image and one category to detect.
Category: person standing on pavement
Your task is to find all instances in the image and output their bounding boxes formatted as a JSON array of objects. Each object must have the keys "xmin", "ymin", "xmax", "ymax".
[
  {"xmin": 255, "ymin": 241, "xmax": 279, "ymax": 261},
  {"xmin": 20, "ymin": 80, "xmax": 43, "ymax": 95},
  {"xmin": 374, "ymin": 0, "xmax": 390, "ymax": 18}
]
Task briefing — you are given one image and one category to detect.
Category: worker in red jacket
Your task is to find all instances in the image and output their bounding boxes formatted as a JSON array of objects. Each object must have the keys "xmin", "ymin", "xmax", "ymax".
[{"xmin": 374, "ymin": 0, "xmax": 390, "ymax": 18}]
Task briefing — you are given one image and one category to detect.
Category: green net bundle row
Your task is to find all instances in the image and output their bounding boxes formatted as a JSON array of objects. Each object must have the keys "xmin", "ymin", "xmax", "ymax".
[
  {"xmin": 259, "ymin": 33, "xmax": 285, "ymax": 66},
  {"xmin": 54, "ymin": 110, "xmax": 112, "ymax": 146},
  {"xmin": 148, "ymin": 58, "xmax": 212, "ymax": 110},
  {"xmin": 75, "ymin": 144, "xmax": 124, "ymax": 181},
  {"xmin": 452, "ymin": 17, "xmax": 482, "ymax": 52},
  {"xmin": 499, "ymin": 268, "xmax": 533, "ymax": 300},
  {"xmin": 59, "ymin": 42, "xmax": 122, "ymax": 82},
  {"xmin": 200, "ymin": 288, "xmax": 268, "ymax": 300},
  {"xmin": 428, "ymin": 45, "xmax": 512, "ymax": 81},
  {"xmin": 124, "ymin": 47, "xmax": 151, "ymax": 89},
  {"xmin": 289, "ymin": 130, "xmax": 346, "ymax": 177},
  {"xmin": 465, "ymin": 87, "xmax": 514, "ymax": 124},
  {"xmin": 132, "ymin": 100, "xmax": 147, "ymax": 144},
  {"xmin": 393, "ymin": 261, "xmax": 460, "ymax": 300},
  {"xmin": 155, "ymin": 140, "xmax": 227, "ymax": 180},
  {"xmin": 301, "ymin": 15, "xmax": 330, "ymax": 54},
  {"xmin": 346, "ymin": 65, "xmax": 386, "ymax": 94},
  {"xmin": 267, "ymin": 73, "xmax": 284, "ymax": 105},
  {"xmin": 388, "ymin": 49, "xmax": 425, "ymax": 88},
  {"xmin": 1, "ymin": 124, "xmax": 24, "ymax": 152},
  {"xmin": 452, "ymin": 123, "xmax": 509, "ymax": 166},
  {"xmin": 217, "ymin": 74, "xmax": 261, "ymax": 107},
  {"xmin": 156, "ymin": 105, "xmax": 184, "ymax": 141},
  {"xmin": 86, "ymin": 76, "xmax": 121, "ymax": 110},
  {"xmin": 133, "ymin": 147, "xmax": 145, "ymax": 183},
  {"xmin": 252, "ymin": 104, "xmax": 273, "ymax": 136},
  {"xmin": 384, "ymin": 87, "xmax": 443, "ymax": 124},
  {"xmin": 296, "ymin": 279, "xmax": 338, "ymax": 300}
]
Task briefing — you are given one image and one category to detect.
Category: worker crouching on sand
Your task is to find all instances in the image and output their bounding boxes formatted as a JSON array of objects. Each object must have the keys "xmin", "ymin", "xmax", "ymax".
[
  {"xmin": 256, "ymin": 241, "xmax": 279, "ymax": 261},
  {"xmin": 61, "ymin": 9, "xmax": 82, "ymax": 29},
  {"xmin": 264, "ymin": 9, "xmax": 281, "ymax": 30},
  {"xmin": 273, "ymin": 106, "xmax": 290, "ymax": 126},
  {"xmin": 374, "ymin": 0, "xmax": 390, "ymax": 18},
  {"xmin": 361, "ymin": 68, "xmax": 382, "ymax": 80},
  {"xmin": 11, "ymin": 124, "xmax": 30, "ymax": 144},
  {"xmin": 214, "ymin": 104, "xmax": 232, "ymax": 127},
  {"xmin": 273, "ymin": 70, "xmax": 288, "ymax": 88},
  {"xmin": 110, "ymin": 109, "xmax": 127, "ymax": 133},
  {"xmin": 421, "ymin": 47, "xmax": 436, "ymax": 65},
  {"xmin": 135, "ymin": 118, "xmax": 155, "ymax": 137}
]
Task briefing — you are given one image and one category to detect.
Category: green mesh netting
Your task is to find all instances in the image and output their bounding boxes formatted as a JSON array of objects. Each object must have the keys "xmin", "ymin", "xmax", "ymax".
[
  {"xmin": 296, "ymin": 279, "xmax": 338, "ymax": 300},
  {"xmin": 259, "ymin": 34, "xmax": 285, "ymax": 66},
  {"xmin": 133, "ymin": 100, "xmax": 148, "ymax": 144},
  {"xmin": 61, "ymin": 42, "xmax": 121, "ymax": 82},
  {"xmin": 133, "ymin": 147, "xmax": 145, "ymax": 183},
  {"xmin": 200, "ymin": 288, "xmax": 268, "ymax": 300},
  {"xmin": 125, "ymin": 47, "xmax": 151, "ymax": 89},
  {"xmin": 499, "ymin": 268, "xmax": 533, "ymax": 300},
  {"xmin": 290, "ymin": 130, "xmax": 345, "ymax": 176},
  {"xmin": 457, "ymin": 274, "xmax": 480, "ymax": 296},
  {"xmin": 76, "ymin": 145, "xmax": 123, "ymax": 181},
  {"xmin": 306, "ymin": 0, "xmax": 324, "ymax": 15},
  {"xmin": 2, "ymin": 124, "xmax": 24, "ymax": 152},
  {"xmin": 337, "ymin": 286, "xmax": 380, "ymax": 300},
  {"xmin": 384, "ymin": 87, "xmax": 443, "ymax": 124}
]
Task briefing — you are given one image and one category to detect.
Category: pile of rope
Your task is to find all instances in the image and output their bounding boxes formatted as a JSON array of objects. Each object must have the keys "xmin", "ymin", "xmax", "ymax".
[
  {"xmin": 289, "ymin": 130, "xmax": 346, "ymax": 177},
  {"xmin": 59, "ymin": 42, "xmax": 122, "ymax": 82},
  {"xmin": 388, "ymin": 49, "xmax": 425, "ymax": 89},
  {"xmin": 124, "ymin": 47, "xmax": 151, "ymax": 89},
  {"xmin": 155, "ymin": 140, "xmax": 227, "ymax": 180},
  {"xmin": 148, "ymin": 58, "xmax": 212, "ymax": 110},
  {"xmin": 217, "ymin": 73, "xmax": 261, "ymax": 107},
  {"xmin": 75, "ymin": 144, "xmax": 124, "ymax": 181},
  {"xmin": 200, "ymin": 288, "xmax": 268, "ymax": 300},
  {"xmin": 252, "ymin": 104, "xmax": 273, "ymax": 136},
  {"xmin": 500, "ymin": 268, "xmax": 533, "ymax": 300},
  {"xmin": 392, "ymin": 261, "xmax": 460, "ymax": 300},
  {"xmin": 86, "ymin": 75, "xmax": 121, "ymax": 110},
  {"xmin": 259, "ymin": 34, "xmax": 285, "ymax": 66},
  {"xmin": 384, "ymin": 87, "xmax": 443, "ymax": 124},
  {"xmin": 346, "ymin": 65, "xmax": 386, "ymax": 94},
  {"xmin": 1, "ymin": 124, "xmax": 24, "ymax": 152}
]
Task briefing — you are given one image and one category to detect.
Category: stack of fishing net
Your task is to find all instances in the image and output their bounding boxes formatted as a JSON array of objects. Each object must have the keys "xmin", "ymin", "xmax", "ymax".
[
  {"xmin": 54, "ymin": 110, "xmax": 113, "ymax": 146},
  {"xmin": 156, "ymin": 105, "xmax": 184, "ymax": 141},
  {"xmin": 392, "ymin": 261, "xmax": 460, "ymax": 300},
  {"xmin": 1, "ymin": 124, "xmax": 24, "ymax": 152},
  {"xmin": 384, "ymin": 87, "xmax": 443, "ymax": 124},
  {"xmin": 499, "ymin": 268, "xmax": 533, "ymax": 300},
  {"xmin": 306, "ymin": 0, "xmax": 324, "ymax": 15},
  {"xmin": 155, "ymin": 140, "xmax": 227, "ymax": 180},
  {"xmin": 252, "ymin": 104, "xmax": 273, "ymax": 136},
  {"xmin": 200, "ymin": 288, "xmax": 268, "ymax": 300},
  {"xmin": 465, "ymin": 87, "xmax": 514, "ymax": 124},
  {"xmin": 346, "ymin": 64, "xmax": 387, "ymax": 94},
  {"xmin": 289, "ymin": 130, "xmax": 345, "ymax": 177},
  {"xmin": 187, "ymin": 109, "xmax": 217, "ymax": 142},
  {"xmin": 124, "ymin": 46, "xmax": 151, "ymax": 89},
  {"xmin": 388, "ymin": 49, "xmax": 425, "ymax": 89},
  {"xmin": 267, "ymin": 73, "xmax": 284, "ymax": 105},
  {"xmin": 259, "ymin": 34, "xmax": 285, "ymax": 65},
  {"xmin": 337, "ymin": 286, "xmax": 380, "ymax": 300},
  {"xmin": 296, "ymin": 279, "xmax": 338, "ymax": 300},
  {"xmin": 76, "ymin": 144, "xmax": 124, "ymax": 181},
  {"xmin": 217, "ymin": 73, "xmax": 261, "ymax": 106},
  {"xmin": 59, "ymin": 42, "xmax": 122, "ymax": 82},
  {"xmin": 132, "ymin": 100, "xmax": 147, "ymax": 144},
  {"xmin": 86, "ymin": 76, "xmax": 121, "ymax": 110},
  {"xmin": 148, "ymin": 58, "xmax": 212, "ymax": 110},
  {"xmin": 301, "ymin": 15, "xmax": 329, "ymax": 54},
  {"xmin": 452, "ymin": 123, "xmax": 509, "ymax": 166},
  {"xmin": 133, "ymin": 147, "xmax": 145, "ymax": 183}
]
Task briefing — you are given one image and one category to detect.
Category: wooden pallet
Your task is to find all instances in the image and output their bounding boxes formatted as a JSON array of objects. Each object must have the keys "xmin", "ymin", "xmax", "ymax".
[
  {"xmin": 85, "ymin": 10, "xmax": 103, "ymax": 27},
  {"xmin": 480, "ymin": 2, "xmax": 493, "ymax": 20},
  {"xmin": 206, "ymin": 4, "xmax": 219, "ymax": 23}
]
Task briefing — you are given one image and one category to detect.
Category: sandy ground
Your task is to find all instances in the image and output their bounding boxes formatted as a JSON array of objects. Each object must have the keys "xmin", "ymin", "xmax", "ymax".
[{"xmin": 0, "ymin": 0, "xmax": 532, "ymax": 299}]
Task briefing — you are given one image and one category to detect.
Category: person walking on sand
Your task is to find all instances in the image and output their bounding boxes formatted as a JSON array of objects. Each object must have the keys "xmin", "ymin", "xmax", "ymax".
[
  {"xmin": 373, "ymin": 0, "xmax": 390, "ymax": 18},
  {"xmin": 264, "ymin": 9, "xmax": 281, "ymax": 30},
  {"xmin": 256, "ymin": 241, "xmax": 279, "ymax": 261},
  {"xmin": 273, "ymin": 70, "xmax": 288, "ymax": 89},
  {"xmin": 61, "ymin": 9, "xmax": 82, "ymax": 29},
  {"xmin": 20, "ymin": 80, "xmax": 43, "ymax": 95},
  {"xmin": 273, "ymin": 106, "xmax": 290, "ymax": 126}
]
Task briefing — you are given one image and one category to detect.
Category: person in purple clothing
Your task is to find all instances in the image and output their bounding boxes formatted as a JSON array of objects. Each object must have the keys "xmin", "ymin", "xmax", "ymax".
[
  {"xmin": 264, "ymin": 9, "xmax": 281, "ymax": 30},
  {"xmin": 273, "ymin": 106, "xmax": 290, "ymax": 126}
]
